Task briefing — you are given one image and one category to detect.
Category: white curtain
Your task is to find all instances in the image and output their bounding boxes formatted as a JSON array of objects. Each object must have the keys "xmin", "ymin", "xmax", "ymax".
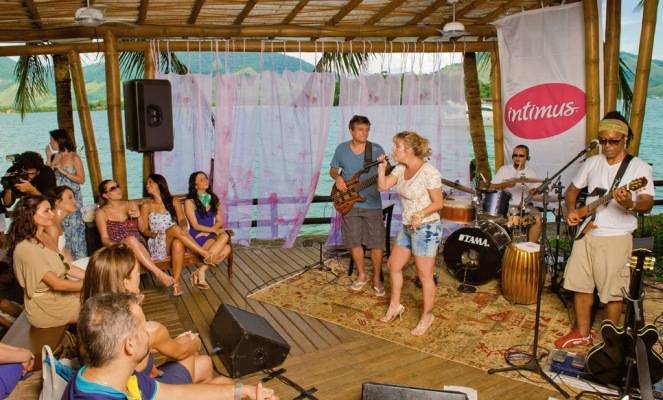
[
  {"xmin": 328, "ymin": 68, "xmax": 472, "ymax": 245},
  {"xmin": 214, "ymin": 71, "xmax": 336, "ymax": 246},
  {"xmin": 153, "ymin": 73, "xmax": 215, "ymax": 194}
]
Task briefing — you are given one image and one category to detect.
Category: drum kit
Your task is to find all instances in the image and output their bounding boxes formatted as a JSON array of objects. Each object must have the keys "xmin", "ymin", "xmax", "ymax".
[{"xmin": 439, "ymin": 177, "xmax": 547, "ymax": 303}]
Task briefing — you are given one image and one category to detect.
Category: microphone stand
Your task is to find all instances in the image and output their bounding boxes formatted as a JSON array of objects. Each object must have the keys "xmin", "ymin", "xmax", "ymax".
[
  {"xmin": 489, "ymin": 177, "xmax": 569, "ymax": 398},
  {"xmin": 549, "ymin": 179, "xmax": 569, "ymax": 307},
  {"xmin": 488, "ymin": 144, "xmax": 595, "ymax": 398}
]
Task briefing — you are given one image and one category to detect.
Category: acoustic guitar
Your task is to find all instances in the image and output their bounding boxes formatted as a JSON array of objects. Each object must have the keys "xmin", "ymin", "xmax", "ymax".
[
  {"xmin": 331, "ymin": 161, "xmax": 392, "ymax": 215},
  {"xmin": 585, "ymin": 248, "xmax": 663, "ymax": 388},
  {"xmin": 574, "ymin": 176, "xmax": 648, "ymax": 240}
]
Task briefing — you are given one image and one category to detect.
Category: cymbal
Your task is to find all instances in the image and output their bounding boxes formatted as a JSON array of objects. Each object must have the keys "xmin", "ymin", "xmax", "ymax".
[{"xmin": 440, "ymin": 178, "xmax": 474, "ymax": 194}]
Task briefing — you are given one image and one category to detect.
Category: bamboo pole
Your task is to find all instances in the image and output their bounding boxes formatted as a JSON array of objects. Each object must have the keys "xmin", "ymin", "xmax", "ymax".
[
  {"xmin": 104, "ymin": 30, "xmax": 128, "ymax": 198},
  {"xmin": 490, "ymin": 48, "xmax": 504, "ymax": 171},
  {"xmin": 628, "ymin": 0, "xmax": 659, "ymax": 155},
  {"xmin": 583, "ymin": 0, "xmax": 601, "ymax": 146},
  {"xmin": 603, "ymin": 0, "xmax": 620, "ymax": 113},
  {"xmin": 53, "ymin": 54, "xmax": 75, "ymax": 145},
  {"xmin": 143, "ymin": 46, "xmax": 156, "ymax": 185},
  {"xmin": 68, "ymin": 50, "xmax": 103, "ymax": 202},
  {"xmin": 464, "ymin": 52, "xmax": 491, "ymax": 181},
  {"xmin": 0, "ymin": 23, "xmax": 498, "ymax": 42},
  {"xmin": 0, "ymin": 40, "xmax": 495, "ymax": 57}
]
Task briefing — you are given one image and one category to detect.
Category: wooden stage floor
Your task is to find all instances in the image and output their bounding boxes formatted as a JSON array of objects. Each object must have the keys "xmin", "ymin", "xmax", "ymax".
[{"xmin": 142, "ymin": 242, "xmax": 559, "ymax": 400}]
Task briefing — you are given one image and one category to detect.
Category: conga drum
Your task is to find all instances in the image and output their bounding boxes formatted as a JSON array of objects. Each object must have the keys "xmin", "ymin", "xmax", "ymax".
[{"xmin": 501, "ymin": 242, "xmax": 541, "ymax": 304}]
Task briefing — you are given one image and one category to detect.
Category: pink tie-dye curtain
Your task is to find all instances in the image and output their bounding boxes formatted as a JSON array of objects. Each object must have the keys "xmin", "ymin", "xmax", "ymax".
[
  {"xmin": 154, "ymin": 73, "xmax": 215, "ymax": 194},
  {"xmin": 214, "ymin": 71, "xmax": 336, "ymax": 247},
  {"xmin": 327, "ymin": 69, "xmax": 471, "ymax": 246}
]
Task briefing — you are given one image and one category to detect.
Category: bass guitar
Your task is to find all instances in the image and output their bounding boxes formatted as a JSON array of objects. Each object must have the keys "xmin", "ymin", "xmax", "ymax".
[
  {"xmin": 574, "ymin": 176, "xmax": 648, "ymax": 240},
  {"xmin": 585, "ymin": 248, "xmax": 663, "ymax": 388},
  {"xmin": 331, "ymin": 159, "xmax": 392, "ymax": 215}
]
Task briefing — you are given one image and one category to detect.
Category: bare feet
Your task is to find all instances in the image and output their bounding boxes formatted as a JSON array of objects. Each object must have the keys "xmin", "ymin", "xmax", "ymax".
[
  {"xmin": 410, "ymin": 313, "xmax": 435, "ymax": 336},
  {"xmin": 158, "ymin": 272, "xmax": 175, "ymax": 288}
]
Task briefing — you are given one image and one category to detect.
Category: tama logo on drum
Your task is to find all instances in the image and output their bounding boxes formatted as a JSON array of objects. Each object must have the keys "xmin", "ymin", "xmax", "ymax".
[{"xmin": 458, "ymin": 234, "xmax": 490, "ymax": 247}]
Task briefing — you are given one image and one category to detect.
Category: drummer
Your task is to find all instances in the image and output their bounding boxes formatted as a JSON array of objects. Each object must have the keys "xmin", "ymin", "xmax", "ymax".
[{"xmin": 488, "ymin": 144, "xmax": 543, "ymax": 242}]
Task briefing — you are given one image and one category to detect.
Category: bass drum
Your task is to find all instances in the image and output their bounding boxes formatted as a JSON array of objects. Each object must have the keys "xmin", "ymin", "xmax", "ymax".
[{"xmin": 443, "ymin": 220, "xmax": 511, "ymax": 285}]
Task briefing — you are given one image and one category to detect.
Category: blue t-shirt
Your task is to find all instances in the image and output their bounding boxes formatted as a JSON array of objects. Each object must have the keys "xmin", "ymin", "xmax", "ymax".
[
  {"xmin": 330, "ymin": 141, "xmax": 385, "ymax": 209},
  {"xmin": 62, "ymin": 365, "xmax": 158, "ymax": 400}
]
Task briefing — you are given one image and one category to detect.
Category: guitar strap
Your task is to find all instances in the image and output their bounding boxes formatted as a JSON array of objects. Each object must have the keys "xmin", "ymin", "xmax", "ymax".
[{"xmin": 363, "ymin": 141, "xmax": 373, "ymax": 170}]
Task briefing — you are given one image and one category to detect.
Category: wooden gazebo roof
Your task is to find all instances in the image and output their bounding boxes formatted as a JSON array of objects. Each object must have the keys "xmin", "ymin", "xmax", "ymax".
[{"xmin": 0, "ymin": 0, "xmax": 564, "ymax": 44}]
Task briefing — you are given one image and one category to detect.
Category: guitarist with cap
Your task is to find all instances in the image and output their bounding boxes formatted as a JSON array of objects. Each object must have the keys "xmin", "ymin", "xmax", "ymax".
[
  {"xmin": 330, "ymin": 115, "xmax": 386, "ymax": 296},
  {"xmin": 556, "ymin": 111, "xmax": 654, "ymax": 349}
]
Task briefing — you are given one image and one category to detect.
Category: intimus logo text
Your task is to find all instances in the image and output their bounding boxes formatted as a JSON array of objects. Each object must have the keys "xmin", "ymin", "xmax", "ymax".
[
  {"xmin": 504, "ymin": 83, "xmax": 586, "ymax": 140},
  {"xmin": 458, "ymin": 234, "xmax": 490, "ymax": 247}
]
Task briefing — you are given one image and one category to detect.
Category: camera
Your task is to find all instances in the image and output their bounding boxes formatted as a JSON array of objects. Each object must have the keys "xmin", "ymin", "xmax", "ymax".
[{"xmin": 1, "ymin": 154, "xmax": 29, "ymax": 190}]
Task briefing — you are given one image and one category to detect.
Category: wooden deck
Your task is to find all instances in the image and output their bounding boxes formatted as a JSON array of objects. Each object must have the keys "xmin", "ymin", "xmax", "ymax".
[{"xmin": 142, "ymin": 243, "xmax": 559, "ymax": 400}]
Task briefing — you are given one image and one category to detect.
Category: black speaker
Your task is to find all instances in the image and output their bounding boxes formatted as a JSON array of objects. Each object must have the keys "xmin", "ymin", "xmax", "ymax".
[
  {"xmin": 210, "ymin": 304, "xmax": 290, "ymax": 378},
  {"xmin": 362, "ymin": 382, "xmax": 469, "ymax": 400},
  {"xmin": 123, "ymin": 79, "xmax": 174, "ymax": 152}
]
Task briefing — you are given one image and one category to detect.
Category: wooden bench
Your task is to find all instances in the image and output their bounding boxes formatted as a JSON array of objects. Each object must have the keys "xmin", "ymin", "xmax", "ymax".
[{"xmin": 1, "ymin": 312, "xmax": 68, "ymax": 371}]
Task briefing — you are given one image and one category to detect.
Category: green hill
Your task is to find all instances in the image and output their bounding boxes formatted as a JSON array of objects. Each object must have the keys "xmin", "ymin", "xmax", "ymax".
[{"xmin": 0, "ymin": 52, "xmax": 314, "ymax": 110}]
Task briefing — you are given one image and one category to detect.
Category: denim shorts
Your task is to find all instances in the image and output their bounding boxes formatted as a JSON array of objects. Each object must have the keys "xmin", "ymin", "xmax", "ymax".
[{"xmin": 395, "ymin": 220, "xmax": 443, "ymax": 257}]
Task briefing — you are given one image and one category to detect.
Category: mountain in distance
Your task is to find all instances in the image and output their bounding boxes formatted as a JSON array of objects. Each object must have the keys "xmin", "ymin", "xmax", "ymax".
[
  {"xmin": 0, "ymin": 50, "xmax": 662, "ymax": 111},
  {"xmin": 0, "ymin": 52, "xmax": 314, "ymax": 111}
]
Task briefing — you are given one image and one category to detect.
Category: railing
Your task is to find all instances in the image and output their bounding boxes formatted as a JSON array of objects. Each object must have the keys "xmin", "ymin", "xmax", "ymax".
[
  {"xmin": 654, "ymin": 180, "xmax": 663, "ymax": 206},
  {"xmin": 224, "ymin": 195, "xmax": 334, "ymax": 230}
]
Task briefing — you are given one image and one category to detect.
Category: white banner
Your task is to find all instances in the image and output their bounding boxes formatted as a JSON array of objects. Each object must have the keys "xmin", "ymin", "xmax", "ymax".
[{"xmin": 494, "ymin": 3, "xmax": 596, "ymax": 188}]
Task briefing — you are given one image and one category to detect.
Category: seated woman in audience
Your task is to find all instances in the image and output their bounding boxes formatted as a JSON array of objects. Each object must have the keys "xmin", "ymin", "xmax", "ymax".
[
  {"xmin": 95, "ymin": 180, "xmax": 174, "ymax": 288},
  {"xmin": 0, "ymin": 342, "xmax": 34, "ymax": 398},
  {"xmin": 184, "ymin": 172, "xmax": 231, "ymax": 290},
  {"xmin": 141, "ymin": 174, "xmax": 223, "ymax": 296},
  {"xmin": 44, "ymin": 185, "xmax": 88, "ymax": 277},
  {"xmin": 8, "ymin": 196, "xmax": 82, "ymax": 328},
  {"xmin": 82, "ymin": 244, "xmax": 222, "ymax": 384}
]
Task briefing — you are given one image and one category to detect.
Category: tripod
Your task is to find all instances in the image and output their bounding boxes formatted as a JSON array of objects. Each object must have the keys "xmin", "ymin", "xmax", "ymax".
[
  {"xmin": 302, "ymin": 240, "xmax": 338, "ymax": 277},
  {"xmin": 488, "ymin": 180, "xmax": 570, "ymax": 398}
]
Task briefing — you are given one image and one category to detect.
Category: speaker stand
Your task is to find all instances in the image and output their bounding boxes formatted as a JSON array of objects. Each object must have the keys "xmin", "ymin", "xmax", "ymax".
[{"xmin": 262, "ymin": 368, "xmax": 319, "ymax": 400}]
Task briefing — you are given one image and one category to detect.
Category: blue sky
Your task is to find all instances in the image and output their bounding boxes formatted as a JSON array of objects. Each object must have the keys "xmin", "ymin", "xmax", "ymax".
[{"xmin": 619, "ymin": 0, "xmax": 662, "ymax": 58}]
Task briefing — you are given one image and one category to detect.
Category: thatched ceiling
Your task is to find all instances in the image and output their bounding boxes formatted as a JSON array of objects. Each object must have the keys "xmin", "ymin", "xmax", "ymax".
[{"xmin": 0, "ymin": 0, "xmax": 569, "ymax": 44}]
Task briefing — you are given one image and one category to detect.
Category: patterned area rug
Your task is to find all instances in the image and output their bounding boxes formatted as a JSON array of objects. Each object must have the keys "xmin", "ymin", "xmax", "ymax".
[{"xmin": 249, "ymin": 259, "xmax": 663, "ymax": 388}]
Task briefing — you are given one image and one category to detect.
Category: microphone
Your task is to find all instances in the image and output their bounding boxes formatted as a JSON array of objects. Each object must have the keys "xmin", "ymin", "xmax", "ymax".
[
  {"xmin": 579, "ymin": 139, "xmax": 600, "ymax": 162},
  {"xmin": 363, "ymin": 156, "xmax": 389, "ymax": 170}
]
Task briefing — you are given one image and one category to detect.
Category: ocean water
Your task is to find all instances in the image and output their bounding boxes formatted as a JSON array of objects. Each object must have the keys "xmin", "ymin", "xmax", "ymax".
[{"xmin": 1, "ymin": 99, "xmax": 662, "ymax": 235}]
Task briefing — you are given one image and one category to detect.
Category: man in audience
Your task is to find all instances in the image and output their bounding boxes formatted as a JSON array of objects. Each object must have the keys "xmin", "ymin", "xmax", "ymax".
[
  {"xmin": 2, "ymin": 151, "xmax": 56, "ymax": 208},
  {"xmin": 64, "ymin": 292, "xmax": 277, "ymax": 400}
]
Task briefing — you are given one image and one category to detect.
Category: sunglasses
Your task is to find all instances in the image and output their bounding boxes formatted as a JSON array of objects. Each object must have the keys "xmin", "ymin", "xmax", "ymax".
[
  {"xmin": 598, "ymin": 138, "xmax": 623, "ymax": 146},
  {"xmin": 512, "ymin": 154, "xmax": 526, "ymax": 158},
  {"xmin": 106, "ymin": 185, "xmax": 121, "ymax": 193}
]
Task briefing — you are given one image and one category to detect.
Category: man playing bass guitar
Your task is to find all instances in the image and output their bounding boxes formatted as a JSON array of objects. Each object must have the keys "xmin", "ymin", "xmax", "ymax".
[
  {"xmin": 556, "ymin": 111, "xmax": 654, "ymax": 349},
  {"xmin": 330, "ymin": 115, "xmax": 386, "ymax": 296}
]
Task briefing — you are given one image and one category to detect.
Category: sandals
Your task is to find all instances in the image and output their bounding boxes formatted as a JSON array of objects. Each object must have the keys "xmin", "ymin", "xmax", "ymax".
[
  {"xmin": 190, "ymin": 269, "xmax": 210, "ymax": 290},
  {"xmin": 350, "ymin": 279, "xmax": 368, "ymax": 291},
  {"xmin": 172, "ymin": 282, "xmax": 183, "ymax": 297}
]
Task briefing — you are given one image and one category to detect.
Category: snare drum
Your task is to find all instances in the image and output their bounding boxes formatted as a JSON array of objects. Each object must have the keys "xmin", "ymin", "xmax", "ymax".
[
  {"xmin": 440, "ymin": 199, "xmax": 475, "ymax": 224},
  {"xmin": 501, "ymin": 242, "xmax": 540, "ymax": 304}
]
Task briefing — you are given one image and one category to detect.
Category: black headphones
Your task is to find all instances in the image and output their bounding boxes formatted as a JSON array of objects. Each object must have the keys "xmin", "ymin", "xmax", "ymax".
[{"xmin": 512, "ymin": 145, "xmax": 530, "ymax": 161}]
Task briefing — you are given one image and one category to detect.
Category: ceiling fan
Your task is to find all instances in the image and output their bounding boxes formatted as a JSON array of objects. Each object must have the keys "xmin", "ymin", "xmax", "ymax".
[
  {"xmin": 74, "ymin": 0, "xmax": 135, "ymax": 27},
  {"xmin": 441, "ymin": 0, "xmax": 467, "ymax": 38}
]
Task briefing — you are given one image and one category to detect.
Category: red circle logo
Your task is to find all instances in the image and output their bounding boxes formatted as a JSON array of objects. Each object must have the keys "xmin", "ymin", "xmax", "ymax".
[{"xmin": 504, "ymin": 83, "xmax": 586, "ymax": 139}]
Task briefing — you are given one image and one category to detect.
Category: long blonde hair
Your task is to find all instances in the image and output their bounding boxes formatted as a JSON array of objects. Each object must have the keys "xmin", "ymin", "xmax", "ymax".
[
  {"xmin": 393, "ymin": 131, "xmax": 432, "ymax": 159},
  {"xmin": 82, "ymin": 244, "xmax": 137, "ymax": 303}
]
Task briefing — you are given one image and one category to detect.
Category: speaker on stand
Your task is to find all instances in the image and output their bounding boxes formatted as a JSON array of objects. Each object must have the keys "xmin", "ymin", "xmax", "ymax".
[{"xmin": 123, "ymin": 79, "xmax": 174, "ymax": 152}]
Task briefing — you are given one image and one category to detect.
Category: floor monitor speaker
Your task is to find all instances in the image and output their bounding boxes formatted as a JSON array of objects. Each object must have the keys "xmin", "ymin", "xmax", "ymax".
[
  {"xmin": 210, "ymin": 304, "xmax": 290, "ymax": 378},
  {"xmin": 361, "ymin": 382, "xmax": 469, "ymax": 400}
]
